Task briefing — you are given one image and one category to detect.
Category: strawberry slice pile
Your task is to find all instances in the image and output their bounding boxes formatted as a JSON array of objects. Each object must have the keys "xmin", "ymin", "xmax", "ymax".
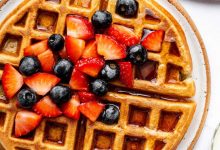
[{"xmin": 1, "ymin": 12, "xmax": 165, "ymax": 137}]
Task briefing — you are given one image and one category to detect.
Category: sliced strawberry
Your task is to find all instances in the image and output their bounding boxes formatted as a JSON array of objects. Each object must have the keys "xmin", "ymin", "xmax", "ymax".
[
  {"xmin": 2, "ymin": 64, "xmax": 23, "ymax": 99},
  {"xmin": 118, "ymin": 62, "xmax": 133, "ymax": 87},
  {"xmin": 24, "ymin": 73, "xmax": 60, "ymax": 95},
  {"xmin": 78, "ymin": 91, "xmax": 98, "ymax": 103},
  {"xmin": 82, "ymin": 40, "xmax": 99, "ymax": 58},
  {"xmin": 15, "ymin": 110, "xmax": 42, "ymax": 137},
  {"xmin": 37, "ymin": 50, "xmax": 55, "ymax": 72},
  {"xmin": 107, "ymin": 24, "xmax": 140, "ymax": 47},
  {"xmin": 61, "ymin": 95, "xmax": 80, "ymax": 120},
  {"xmin": 79, "ymin": 101, "xmax": 105, "ymax": 122},
  {"xmin": 141, "ymin": 30, "xmax": 165, "ymax": 52},
  {"xmin": 24, "ymin": 40, "xmax": 48, "ymax": 56},
  {"xmin": 65, "ymin": 36, "xmax": 86, "ymax": 63},
  {"xmin": 75, "ymin": 57, "xmax": 105, "ymax": 77},
  {"xmin": 66, "ymin": 15, "xmax": 94, "ymax": 40},
  {"xmin": 33, "ymin": 96, "xmax": 62, "ymax": 117},
  {"xmin": 96, "ymin": 34, "xmax": 126, "ymax": 60},
  {"xmin": 69, "ymin": 69, "xmax": 89, "ymax": 91}
]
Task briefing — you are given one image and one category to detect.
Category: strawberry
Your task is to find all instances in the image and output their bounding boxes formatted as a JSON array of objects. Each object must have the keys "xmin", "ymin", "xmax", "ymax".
[
  {"xmin": 78, "ymin": 91, "xmax": 98, "ymax": 103},
  {"xmin": 107, "ymin": 24, "xmax": 140, "ymax": 47},
  {"xmin": 79, "ymin": 101, "xmax": 105, "ymax": 122},
  {"xmin": 75, "ymin": 57, "xmax": 105, "ymax": 77},
  {"xmin": 37, "ymin": 50, "xmax": 55, "ymax": 72},
  {"xmin": 69, "ymin": 69, "xmax": 89, "ymax": 91},
  {"xmin": 118, "ymin": 62, "xmax": 133, "ymax": 87},
  {"xmin": 15, "ymin": 110, "xmax": 42, "ymax": 137},
  {"xmin": 24, "ymin": 40, "xmax": 48, "ymax": 56},
  {"xmin": 141, "ymin": 30, "xmax": 165, "ymax": 52},
  {"xmin": 96, "ymin": 34, "xmax": 126, "ymax": 60},
  {"xmin": 24, "ymin": 73, "xmax": 60, "ymax": 95},
  {"xmin": 61, "ymin": 95, "xmax": 80, "ymax": 120},
  {"xmin": 66, "ymin": 15, "xmax": 94, "ymax": 40},
  {"xmin": 2, "ymin": 64, "xmax": 23, "ymax": 99},
  {"xmin": 33, "ymin": 96, "xmax": 62, "ymax": 117},
  {"xmin": 82, "ymin": 40, "xmax": 99, "ymax": 58},
  {"xmin": 59, "ymin": 47, "xmax": 68, "ymax": 58},
  {"xmin": 65, "ymin": 36, "xmax": 86, "ymax": 63}
]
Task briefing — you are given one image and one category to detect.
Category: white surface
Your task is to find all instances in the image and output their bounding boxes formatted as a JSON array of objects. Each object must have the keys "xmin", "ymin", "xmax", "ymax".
[{"xmin": 180, "ymin": 0, "xmax": 220, "ymax": 150}]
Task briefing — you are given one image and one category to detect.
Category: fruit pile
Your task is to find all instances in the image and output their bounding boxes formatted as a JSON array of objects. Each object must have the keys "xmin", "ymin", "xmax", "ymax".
[{"xmin": 1, "ymin": 8, "xmax": 164, "ymax": 137}]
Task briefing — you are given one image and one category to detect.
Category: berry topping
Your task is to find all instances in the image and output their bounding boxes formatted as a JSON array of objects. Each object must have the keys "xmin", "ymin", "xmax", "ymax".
[
  {"xmin": 107, "ymin": 24, "xmax": 140, "ymax": 47},
  {"xmin": 15, "ymin": 111, "xmax": 42, "ymax": 137},
  {"xmin": 142, "ymin": 30, "xmax": 165, "ymax": 52},
  {"xmin": 96, "ymin": 34, "xmax": 126, "ymax": 60},
  {"xmin": 65, "ymin": 36, "xmax": 86, "ymax": 63},
  {"xmin": 2, "ymin": 64, "xmax": 23, "ymax": 99},
  {"xmin": 116, "ymin": 0, "xmax": 138, "ymax": 18},
  {"xmin": 75, "ymin": 57, "xmax": 105, "ymax": 77},
  {"xmin": 92, "ymin": 11, "xmax": 112, "ymax": 29},
  {"xmin": 37, "ymin": 50, "xmax": 55, "ymax": 72},
  {"xmin": 48, "ymin": 34, "xmax": 65, "ymax": 52},
  {"xmin": 127, "ymin": 44, "xmax": 147, "ymax": 65},
  {"xmin": 17, "ymin": 88, "xmax": 37, "ymax": 109},
  {"xmin": 69, "ymin": 69, "xmax": 89, "ymax": 91},
  {"xmin": 61, "ymin": 95, "xmax": 80, "ymax": 120},
  {"xmin": 118, "ymin": 62, "xmax": 133, "ymax": 87},
  {"xmin": 24, "ymin": 40, "xmax": 48, "ymax": 56},
  {"xmin": 19, "ymin": 56, "xmax": 41, "ymax": 76},
  {"xmin": 100, "ymin": 104, "xmax": 120, "ymax": 125},
  {"xmin": 78, "ymin": 91, "xmax": 98, "ymax": 103},
  {"xmin": 24, "ymin": 73, "xmax": 60, "ymax": 96},
  {"xmin": 53, "ymin": 59, "xmax": 74, "ymax": 82},
  {"xmin": 33, "ymin": 96, "xmax": 62, "ymax": 117},
  {"xmin": 90, "ymin": 79, "xmax": 108, "ymax": 96},
  {"xmin": 82, "ymin": 40, "xmax": 99, "ymax": 58},
  {"xmin": 49, "ymin": 85, "xmax": 71, "ymax": 105},
  {"xmin": 79, "ymin": 101, "xmax": 105, "ymax": 122},
  {"xmin": 99, "ymin": 61, "xmax": 120, "ymax": 81},
  {"xmin": 66, "ymin": 15, "xmax": 94, "ymax": 40}
]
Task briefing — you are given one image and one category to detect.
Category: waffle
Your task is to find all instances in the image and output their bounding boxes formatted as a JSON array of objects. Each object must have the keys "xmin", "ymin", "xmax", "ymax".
[{"xmin": 0, "ymin": 0, "xmax": 196, "ymax": 149}]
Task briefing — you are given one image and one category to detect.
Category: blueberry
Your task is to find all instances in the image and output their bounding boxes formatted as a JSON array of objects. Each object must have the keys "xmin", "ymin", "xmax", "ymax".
[
  {"xmin": 116, "ymin": 0, "xmax": 138, "ymax": 18},
  {"xmin": 127, "ymin": 44, "xmax": 147, "ymax": 65},
  {"xmin": 90, "ymin": 79, "xmax": 108, "ymax": 96},
  {"xmin": 17, "ymin": 88, "xmax": 37, "ymax": 108},
  {"xmin": 48, "ymin": 34, "xmax": 65, "ymax": 52},
  {"xmin": 54, "ymin": 59, "xmax": 74, "ymax": 82},
  {"xmin": 100, "ymin": 61, "xmax": 120, "ymax": 81},
  {"xmin": 92, "ymin": 11, "xmax": 112, "ymax": 29},
  {"xmin": 49, "ymin": 85, "xmax": 71, "ymax": 104},
  {"xmin": 100, "ymin": 104, "xmax": 120, "ymax": 125},
  {"xmin": 19, "ymin": 56, "xmax": 41, "ymax": 76}
]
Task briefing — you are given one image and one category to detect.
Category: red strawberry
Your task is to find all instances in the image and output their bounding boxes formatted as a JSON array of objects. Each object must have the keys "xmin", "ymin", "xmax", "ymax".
[
  {"xmin": 37, "ymin": 50, "xmax": 55, "ymax": 72},
  {"xmin": 24, "ymin": 40, "xmax": 48, "ymax": 56},
  {"xmin": 24, "ymin": 73, "xmax": 60, "ymax": 95},
  {"xmin": 118, "ymin": 62, "xmax": 133, "ymax": 87},
  {"xmin": 141, "ymin": 30, "xmax": 165, "ymax": 52},
  {"xmin": 2, "ymin": 64, "xmax": 23, "ymax": 98},
  {"xmin": 79, "ymin": 101, "xmax": 105, "ymax": 122},
  {"xmin": 15, "ymin": 110, "xmax": 42, "ymax": 137},
  {"xmin": 65, "ymin": 36, "xmax": 86, "ymax": 63},
  {"xmin": 96, "ymin": 34, "xmax": 126, "ymax": 60},
  {"xmin": 61, "ymin": 95, "xmax": 80, "ymax": 120},
  {"xmin": 107, "ymin": 24, "xmax": 140, "ymax": 47},
  {"xmin": 66, "ymin": 15, "xmax": 94, "ymax": 40},
  {"xmin": 75, "ymin": 57, "xmax": 105, "ymax": 77},
  {"xmin": 82, "ymin": 40, "xmax": 99, "ymax": 58},
  {"xmin": 78, "ymin": 91, "xmax": 98, "ymax": 103},
  {"xmin": 69, "ymin": 69, "xmax": 89, "ymax": 91},
  {"xmin": 33, "ymin": 96, "xmax": 62, "ymax": 117}
]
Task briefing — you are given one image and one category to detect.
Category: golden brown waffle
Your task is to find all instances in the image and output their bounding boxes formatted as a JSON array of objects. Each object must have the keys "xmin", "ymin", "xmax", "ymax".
[{"xmin": 0, "ymin": 0, "xmax": 196, "ymax": 149}]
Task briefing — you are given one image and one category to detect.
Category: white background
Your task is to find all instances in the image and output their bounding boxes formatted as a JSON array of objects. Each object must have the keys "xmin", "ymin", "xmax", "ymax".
[{"xmin": 180, "ymin": 0, "xmax": 220, "ymax": 149}]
